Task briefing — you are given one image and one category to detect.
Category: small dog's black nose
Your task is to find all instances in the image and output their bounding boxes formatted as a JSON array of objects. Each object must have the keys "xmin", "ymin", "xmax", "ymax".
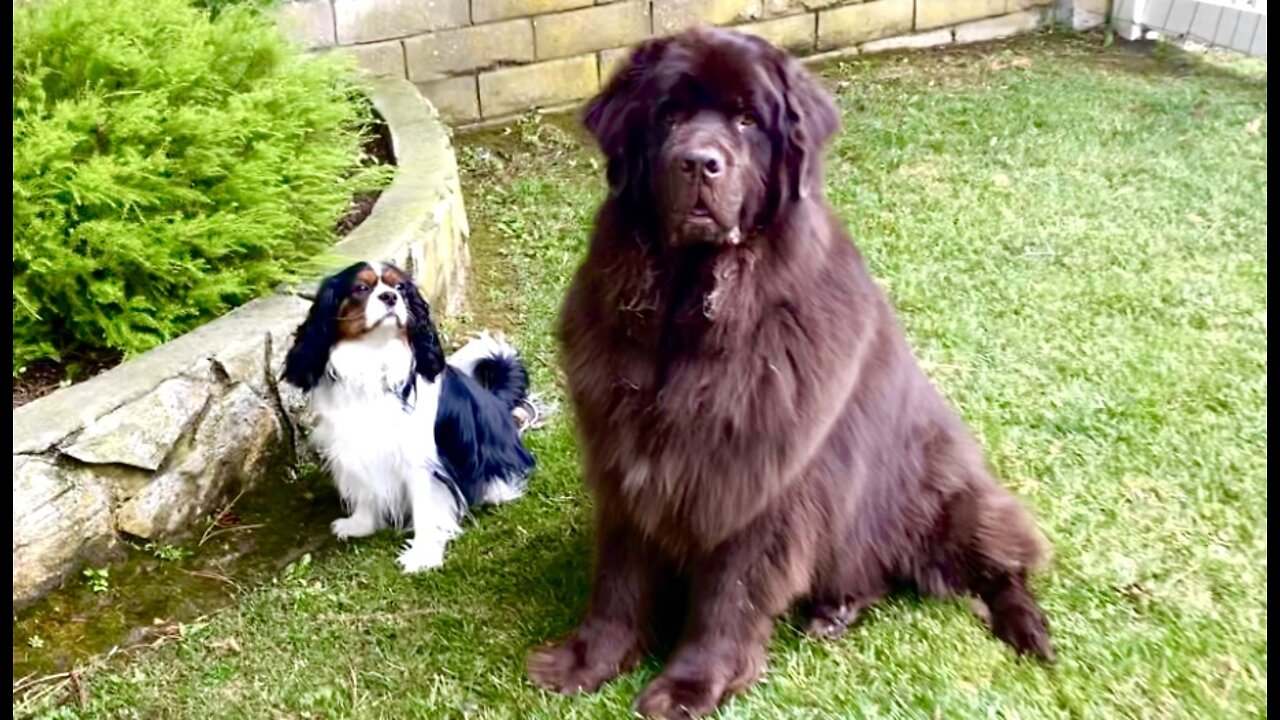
[
  {"xmin": 378, "ymin": 291, "xmax": 398, "ymax": 307},
  {"xmin": 680, "ymin": 148, "xmax": 724, "ymax": 179}
]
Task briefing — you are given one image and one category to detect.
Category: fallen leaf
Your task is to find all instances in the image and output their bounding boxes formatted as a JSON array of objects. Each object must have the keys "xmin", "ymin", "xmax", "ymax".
[
  {"xmin": 210, "ymin": 637, "xmax": 242, "ymax": 653},
  {"xmin": 215, "ymin": 509, "xmax": 242, "ymax": 527}
]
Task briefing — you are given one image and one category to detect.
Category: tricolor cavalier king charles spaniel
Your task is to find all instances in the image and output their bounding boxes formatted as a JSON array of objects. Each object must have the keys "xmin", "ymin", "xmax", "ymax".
[{"xmin": 284, "ymin": 260, "xmax": 534, "ymax": 573}]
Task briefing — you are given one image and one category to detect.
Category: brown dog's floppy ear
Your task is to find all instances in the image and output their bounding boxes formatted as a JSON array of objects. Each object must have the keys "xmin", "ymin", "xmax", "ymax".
[
  {"xmin": 775, "ymin": 54, "xmax": 840, "ymax": 200},
  {"xmin": 583, "ymin": 37, "xmax": 668, "ymax": 152},
  {"xmin": 583, "ymin": 38, "xmax": 671, "ymax": 195}
]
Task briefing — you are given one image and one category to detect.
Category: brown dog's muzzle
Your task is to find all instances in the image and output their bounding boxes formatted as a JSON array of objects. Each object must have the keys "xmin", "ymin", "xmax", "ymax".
[{"xmin": 659, "ymin": 116, "xmax": 747, "ymax": 246}]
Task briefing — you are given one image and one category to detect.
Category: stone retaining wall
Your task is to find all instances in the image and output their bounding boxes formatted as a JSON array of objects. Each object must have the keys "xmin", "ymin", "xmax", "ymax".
[
  {"xmin": 12, "ymin": 77, "xmax": 468, "ymax": 608},
  {"xmin": 277, "ymin": 0, "xmax": 1103, "ymax": 126}
]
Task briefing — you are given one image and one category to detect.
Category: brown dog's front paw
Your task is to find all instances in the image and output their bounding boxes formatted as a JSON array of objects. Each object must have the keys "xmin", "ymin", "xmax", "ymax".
[
  {"xmin": 527, "ymin": 629, "xmax": 637, "ymax": 694},
  {"xmin": 634, "ymin": 672, "xmax": 729, "ymax": 720},
  {"xmin": 526, "ymin": 641, "xmax": 609, "ymax": 695}
]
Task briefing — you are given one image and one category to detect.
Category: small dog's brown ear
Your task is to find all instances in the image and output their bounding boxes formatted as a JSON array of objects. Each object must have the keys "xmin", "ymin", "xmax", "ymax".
[
  {"xmin": 775, "ymin": 54, "xmax": 840, "ymax": 199},
  {"xmin": 284, "ymin": 273, "xmax": 346, "ymax": 391}
]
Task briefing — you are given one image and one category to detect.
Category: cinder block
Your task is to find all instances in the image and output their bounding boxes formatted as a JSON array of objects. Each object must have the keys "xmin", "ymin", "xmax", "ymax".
[
  {"xmin": 405, "ymin": 20, "xmax": 535, "ymax": 80},
  {"xmin": 599, "ymin": 46, "xmax": 634, "ymax": 82},
  {"xmin": 803, "ymin": 44, "xmax": 859, "ymax": 65},
  {"xmin": 276, "ymin": 1, "xmax": 336, "ymax": 49},
  {"xmin": 764, "ymin": 0, "xmax": 842, "ymax": 13},
  {"xmin": 860, "ymin": 27, "xmax": 953, "ymax": 53},
  {"xmin": 345, "ymin": 40, "xmax": 406, "ymax": 78},
  {"xmin": 417, "ymin": 75, "xmax": 481, "ymax": 122},
  {"xmin": 818, "ymin": 0, "xmax": 913, "ymax": 50},
  {"xmin": 473, "ymin": 0, "xmax": 593, "ymax": 24},
  {"xmin": 478, "ymin": 54, "xmax": 599, "ymax": 117},
  {"xmin": 915, "ymin": 0, "xmax": 1006, "ymax": 30},
  {"xmin": 1067, "ymin": 0, "xmax": 1108, "ymax": 30},
  {"xmin": 736, "ymin": 13, "xmax": 817, "ymax": 54},
  {"xmin": 653, "ymin": 0, "xmax": 765, "ymax": 35},
  {"xmin": 535, "ymin": 2, "xmax": 652, "ymax": 60},
  {"xmin": 334, "ymin": 0, "xmax": 470, "ymax": 44},
  {"xmin": 953, "ymin": 9, "xmax": 1043, "ymax": 44}
]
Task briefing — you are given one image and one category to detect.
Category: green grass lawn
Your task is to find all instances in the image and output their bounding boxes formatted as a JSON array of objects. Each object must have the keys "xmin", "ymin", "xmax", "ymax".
[{"xmin": 15, "ymin": 33, "xmax": 1266, "ymax": 719}]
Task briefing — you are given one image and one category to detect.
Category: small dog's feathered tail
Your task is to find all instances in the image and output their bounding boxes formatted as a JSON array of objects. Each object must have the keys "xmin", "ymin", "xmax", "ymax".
[
  {"xmin": 438, "ymin": 332, "xmax": 536, "ymax": 509},
  {"xmin": 447, "ymin": 331, "xmax": 529, "ymax": 411}
]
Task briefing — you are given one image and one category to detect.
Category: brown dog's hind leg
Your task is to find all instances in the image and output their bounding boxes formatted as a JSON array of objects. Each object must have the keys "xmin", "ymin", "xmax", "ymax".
[
  {"xmin": 915, "ymin": 424, "xmax": 1055, "ymax": 662},
  {"xmin": 969, "ymin": 568, "xmax": 1054, "ymax": 661},
  {"xmin": 943, "ymin": 476, "xmax": 1054, "ymax": 661}
]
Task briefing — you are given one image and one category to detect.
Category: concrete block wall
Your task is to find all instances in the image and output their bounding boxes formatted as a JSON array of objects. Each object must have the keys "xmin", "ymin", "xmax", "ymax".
[{"xmin": 279, "ymin": 0, "xmax": 1065, "ymax": 125}]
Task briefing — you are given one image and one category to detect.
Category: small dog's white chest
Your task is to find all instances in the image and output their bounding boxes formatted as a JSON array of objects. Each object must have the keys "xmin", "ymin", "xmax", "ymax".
[{"xmin": 308, "ymin": 333, "xmax": 440, "ymax": 478}]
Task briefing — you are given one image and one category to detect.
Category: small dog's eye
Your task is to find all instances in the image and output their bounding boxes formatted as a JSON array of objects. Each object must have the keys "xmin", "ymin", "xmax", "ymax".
[
  {"xmin": 353, "ymin": 283, "xmax": 369, "ymax": 293},
  {"xmin": 395, "ymin": 283, "xmax": 407, "ymax": 292},
  {"xmin": 737, "ymin": 113, "xmax": 758, "ymax": 128}
]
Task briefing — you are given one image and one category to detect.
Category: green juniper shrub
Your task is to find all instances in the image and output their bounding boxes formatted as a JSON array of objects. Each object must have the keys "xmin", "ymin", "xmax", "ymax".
[
  {"xmin": 12, "ymin": 0, "xmax": 386, "ymax": 378},
  {"xmin": 192, "ymin": 0, "xmax": 280, "ymax": 20}
]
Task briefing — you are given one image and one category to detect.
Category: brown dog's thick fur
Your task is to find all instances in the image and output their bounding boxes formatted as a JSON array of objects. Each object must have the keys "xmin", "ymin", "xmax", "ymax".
[{"xmin": 527, "ymin": 28, "xmax": 1053, "ymax": 718}]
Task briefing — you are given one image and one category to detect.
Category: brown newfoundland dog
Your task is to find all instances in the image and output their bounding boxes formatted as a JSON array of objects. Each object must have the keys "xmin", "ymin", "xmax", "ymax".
[{"xmin": 527, "ymin": 27, "xmax": 1053, "ymax": 718}]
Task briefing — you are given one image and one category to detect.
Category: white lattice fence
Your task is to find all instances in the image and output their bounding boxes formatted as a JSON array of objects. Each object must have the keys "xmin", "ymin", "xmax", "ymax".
[{"xmin": 1112, "ymin": 0, "xmax": 1267, "ymax": 56}]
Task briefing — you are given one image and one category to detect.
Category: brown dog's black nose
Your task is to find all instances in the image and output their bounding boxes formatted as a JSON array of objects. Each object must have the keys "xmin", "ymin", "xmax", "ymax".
[
  {"xmin": 378, "ymin": 291, "xmax": 398, "ymax": 307},
  {"xmin": 680, "ymin": 148, "xmax": 724, "ymax": 180}
]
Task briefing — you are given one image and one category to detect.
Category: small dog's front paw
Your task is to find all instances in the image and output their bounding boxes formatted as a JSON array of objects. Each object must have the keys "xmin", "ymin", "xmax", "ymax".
[
  {"xmin": 331, "ymin": 516, "xmax": 376, "ymax": 540},
  {"xmin": 396, "ymin": 540, "xmax": 446, "ymax": 573}
]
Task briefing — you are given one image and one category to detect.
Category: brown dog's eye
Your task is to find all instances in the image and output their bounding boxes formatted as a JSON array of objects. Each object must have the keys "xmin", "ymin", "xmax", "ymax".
[
  {"xmin": 737, "ymin": 113, "xmax": 759, "ymax": 129},
  {"xmin": 353, "ymin": 283, "xmax": 370, "ymax": 294},
  {"xmin": 658, "ymin": 103, "xmax": 682, "ymax": 128}
]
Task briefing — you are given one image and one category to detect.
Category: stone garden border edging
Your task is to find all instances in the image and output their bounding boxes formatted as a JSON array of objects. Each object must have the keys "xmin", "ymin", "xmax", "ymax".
[{"xmin": 11, "ymin": 77, "xmax": 469, "ymax": 608}]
